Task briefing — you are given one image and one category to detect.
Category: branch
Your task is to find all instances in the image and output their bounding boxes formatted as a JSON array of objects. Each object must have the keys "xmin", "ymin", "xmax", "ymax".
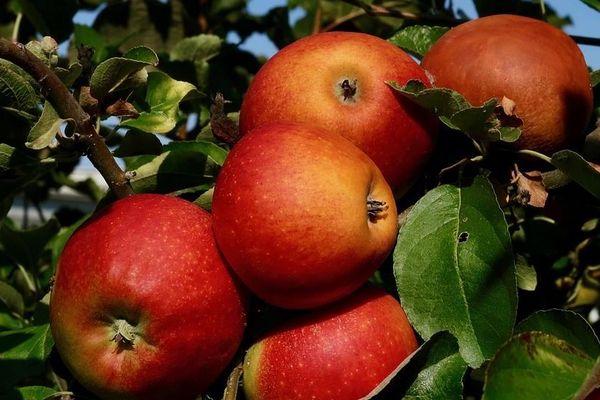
[
  {"xmin": 340, "ymin": 0, "xmax": 464, "ymax": 25},
  {"xmin": 0, "ymin": 38, "xmax": 134, "ymax": 199},
  {"xmin": 572, "ymin": 35, "xmax": 600, "ymax": 47}
]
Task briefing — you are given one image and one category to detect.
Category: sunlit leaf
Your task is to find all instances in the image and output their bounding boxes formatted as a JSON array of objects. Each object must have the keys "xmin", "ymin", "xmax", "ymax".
[
  {"xmin": 121, "ymin": 71, "xmax": 202, "ymax": 134},
  {"xmin": 25, "ymin": 101, "xmax": 68, "ymax": 150},
  {"xmin": 394, "ymin": 175, "xmax": 517, "ymax": 367},
  {"xmin": 388, "ymin": 25, "xmax": 449, "ymax": 57}
]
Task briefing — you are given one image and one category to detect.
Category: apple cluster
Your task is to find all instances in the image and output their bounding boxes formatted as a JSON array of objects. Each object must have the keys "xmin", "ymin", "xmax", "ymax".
[{"xmin": 48, "ymin": 14, "xmax": 594, "ymax": 400}]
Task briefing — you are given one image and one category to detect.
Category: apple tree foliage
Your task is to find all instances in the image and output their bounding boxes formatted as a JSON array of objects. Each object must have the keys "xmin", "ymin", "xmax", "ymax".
[{"xmin": 0, "ymin": 0, "xmax": 600, "ymax": 399}]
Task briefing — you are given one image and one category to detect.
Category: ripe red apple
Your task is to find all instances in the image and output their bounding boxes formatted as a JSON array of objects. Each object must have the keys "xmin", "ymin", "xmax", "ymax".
[
  {"xmin": 239, "ymin": 31, "xmax": 437, "ymax": 195},
  {"xmin": 243, "ymin": 286, "xmax": 418, "ymax": 400},
  {"xmin": 422, "ymin": 14, "xmax": 593, "ymax": 154},
  {"xmin": 49, "ymin": 194, "xmax": 247, "ymax": 400},
  {"xmin": 212, "ymin": 123, "xmax": 398, "ymax": 309}
]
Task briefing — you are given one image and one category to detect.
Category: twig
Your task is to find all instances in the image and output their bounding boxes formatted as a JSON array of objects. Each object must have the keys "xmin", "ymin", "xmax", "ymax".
[
  {"xmin": 313, "ymin": 0, "xmax": 323, "ymax": 34},
  {"xmin": 571, "ymin": 35, "xmax": 600, "ymax": 47},
  {"xmin": 222, "ymin": 361, "xmax": 243, "ymax": 400},
  {"xmin": 0, "ymin": 38, "xmax": 134, "ymax": 199},
  {"xmin": 11, "ymin": 13, "xmax": 22, "ymax": 42},
  {"xmin": 322, "ymin": 9, "xmax": 365, "ymax": 32},
  {"xmin": 340, "ymin": 0, "xmax": 463, "ymax": 25}
]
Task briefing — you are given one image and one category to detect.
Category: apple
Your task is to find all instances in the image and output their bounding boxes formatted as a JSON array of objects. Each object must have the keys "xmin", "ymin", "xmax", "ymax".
[
  {"xmin": 422, "ymin": 14, "xmax": 593, "ymax": 154},
  {"xmin": 212, "ymin": 122, "xmax": 398, "ymax": 309},
  {"xmin": 243, "ymin": 286, "xmax": 418, "ymax": 400},
  {"xmin": 239, "ymin": 31, "xmax": 437, "ymax": 195},
  {"xmin": 49, "ymin": 194, "xmax": 247, "ymax": 400}
]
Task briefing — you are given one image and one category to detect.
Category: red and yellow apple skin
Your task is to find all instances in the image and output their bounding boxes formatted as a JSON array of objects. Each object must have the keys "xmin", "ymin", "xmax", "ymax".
[
  {"xmin": 239, "ymin": 31, "xmax": 437, "ymax": 195},
  {"xmin": 243, "ymin": 286, "xmax": 418, "ymax": 400},
  {"xmin": 422, "ymin": 14, "xmax": 593, "ymax": 154},
  {"xmin": 212, "ymin": 123, "xmax": 398, "ymax": 310},
  {"xmin": 50, "ymin": 194, "xmax": 247, "ymax": 400}
]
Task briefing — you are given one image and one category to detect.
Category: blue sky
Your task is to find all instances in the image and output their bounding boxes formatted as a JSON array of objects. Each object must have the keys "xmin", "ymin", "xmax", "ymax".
[{"xmin": 238, "ymin": 0, "xmax": 600, "ymax": 68}]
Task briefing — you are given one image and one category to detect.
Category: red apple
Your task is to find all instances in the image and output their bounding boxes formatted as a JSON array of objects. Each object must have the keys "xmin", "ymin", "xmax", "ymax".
[
  {"xmin": 243, "ymin": 286, "xmax": 418, "ymax": 400},
  {"xmin": 49, "ymin": 194, "xmax": 247, "ymax": 400},
  {"xmin": 212, "ymin": 123, "xmax": 398, "ymax": 309},
  {"xmin": 239, "ymin": 31, "xmax": 437, "ymax": 195},
  {"xmin": 422, "ymin": 14, "xmax": 593, "ymax": 154}
]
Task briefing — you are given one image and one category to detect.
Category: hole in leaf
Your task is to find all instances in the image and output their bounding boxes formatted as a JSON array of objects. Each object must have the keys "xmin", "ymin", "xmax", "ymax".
[{"xmin": 458, "ymin": 231, "xmax": 469, "ymax": 243}]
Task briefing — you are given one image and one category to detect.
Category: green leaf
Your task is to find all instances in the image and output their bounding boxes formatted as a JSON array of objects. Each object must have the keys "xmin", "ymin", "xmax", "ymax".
[
  {"xmin": 0, "ymin": 60, "xmax": 39, "ymax": 113},
  {"xmin": 54, "ymin": 62, "xmax": 83, "ymax": 87},
  {"xmin": 591, "ymin": 70, "xmax": 600, "ymax": 87},
  {"xmin": 515, "ymin": 254, "xmax": 537, "ymax": 291},
  {"xmin": 129, "ymin": 149, "xmax": 211, "ymax": 194},
  {"xmin": 25, "ymin": 101, "xmax": 68, "ymax": 150},
  {"xmin": 48, "ymin": 216, "xmax": 88, "ymax": 271},
  {"xmin": 0, "ymin": 281, "xmax": 24, "ymax": 318},
  {"xmin": 0, "ymin": 385, "xmax": 58, "ymax": 400},
  {"xmin": 18, "ymin": 0, "xmax": 78, "ymax": 42},
  {"xmin": 394, "ymin": 175, "xmax": 517, "ymax": 367},
  {"xmin": 516, "ymin": 309, "xmax": 600, "ymax": 358},
  {"xmin": 581, "ymin": 0, "xmax": 600, "ymax": 12},
  {"xmin": 364, "ymin": 331, "xmax": 467, "ymax": 399},
  {"xmin": 73, "ymin": 24, "xmax": 110, "ymax": 63},
  {"xmin": 387, "ymin": 80, "xmax": 522, "ymax": 145},
  {"xmin": 170, "ymin": 34, "xmax": 222, "ymax": 89},
  {"xmin": 113, "ymin": 130, "xmax": 163, "ymax": 158},
  {"xmin": 0, "ymin": 324, "xmax": 54, "ymax": 391},
  {"xmin": 165, "ymin": 140, "xmax": 228, "ymax": 166},
  {"xmin": 482, "ymin": 332, "xmax": 595, "ymax": 400},
  {"xmin": 388, "ymin": 25, "xmax": 449, "ymax": 58},
  {"xmin": 121, "ymin": 71, "xmax": 202, "ymax": 134},
  {"xmin": 551, "ymin": 150, "xmax": 600, "ymax": 199},
  {"xmin": 90, "ymin": 46, "xmax": 159, "ymax": 100},
  {"xmin": 0, "ymin": 218, "xmax": 60, "ymax": 271}
]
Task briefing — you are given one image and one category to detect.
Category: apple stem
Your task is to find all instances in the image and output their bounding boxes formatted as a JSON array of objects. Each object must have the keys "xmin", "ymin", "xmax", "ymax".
[
  {"xmin": 112, "ymin": 319, "xmax": 136, "ymax": 347},
  {"xmin": 367, "ymin": 198, "xmax": 388, "ymax": 220},
  {"xmin": 340, "ymin": 79, "xmax": 357, "ymax": 101}
]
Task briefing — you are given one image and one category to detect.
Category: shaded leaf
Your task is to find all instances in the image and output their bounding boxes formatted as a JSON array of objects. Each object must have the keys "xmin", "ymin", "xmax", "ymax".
[
  {"xmin": 113, "ymin": 130, "xmax": 163, "ymax": 158},
  {"xmin": 581, "ymin": 0, "xmax": 600, "ymax": 12},
  {"xmin": 394, "ymin": 175, "xmax": 517, "ymax": 367},
  {"xmin": 170, "ymin": 34, "xmax": 222, "ymax": 88},
  {"xmin": 0, "ymin": 281, "xmax": 24, "ymax": 317},
  {"xmin": 48, "ymin": 216, "xmax": 88, "ymax": 271},
  {"xmin": 0, "ymin": 324, "xmax": 54, "ymax": 391},
  {"xmin": 54, "ymin": 62, "xmax": 83, "ymax": 87},
  {"xmin": 388, "ymin": 80, "xmax": 522, "ymax": 145},
  {"xmin": 482, "ymin": 332, "xmax": 595, "ymax": 400},
  {"xmin": 129, "ymin": 149, "xmax": 210, "ymax": 194},
  {"xmin": 364, "ymin": 331, "xmax": 467, "ymax": 400},
  {"xmin": 0, "ymin": 219, "xmax": 60, "ymax": 271},
  {"xmin": 90, "ymin": 46, "xmax": 159, "ymax": 100},
  {"xmin": 388, "ymin": 25, "xmax": 449, "ymax": 58},
  {"xmin": 165, "ymin": 140, "xmax": 228, "ymax": 166},
  {"xmin": 0, "ymin": 60, "xmax": 39, "ymax": 113},
  {"xmin": 121, "ymin": 71, "xmax": 202, "ymax": 134},
  {"xmin": 516, "ymin": 309, "xmax": 600, "ymax": 358},
  {"xmin": 551, "ymin": 150, "xmax": 600, "ymax": 199},
  {"xmin": 592, "ymin": 70, "xmax": 600, "ymax": 87},
  {"xmin": 25, "ymin": 101, "xmax": 68, "ymax": 150},
  {"xmin": 18, "ymin": 0, "xmax": 78, "ymax": 42}
]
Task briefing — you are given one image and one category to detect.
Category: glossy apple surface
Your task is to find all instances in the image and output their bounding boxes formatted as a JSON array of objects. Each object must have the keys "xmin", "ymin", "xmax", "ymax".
[
  {"xmin": 239, "ymin": 31, "xmax": 437, "ymax": 194},
  {"xmin": 422, "ymin": 14, "xmax": 593, "ymax": 154},
  {"xmin": 50, "ymin": 194, "xmax": 247, "ymax": 400},
  {"xmin": 243, "ymin": 286, "xmax": 418, "ymax": 400},
  {"xmin": 212, "ymin": 123, "xmax": 398, "ymax": 309}
]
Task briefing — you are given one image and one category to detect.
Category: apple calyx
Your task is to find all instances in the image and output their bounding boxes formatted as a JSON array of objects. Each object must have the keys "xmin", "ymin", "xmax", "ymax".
[
  {"xmin": 112, "ymin": 319, "xmax": 137, "ymax": 347},
  {"xmin": 367, "ymin": 198, "xmax": 389, "ymax": 220},
  {"xmin": 338, "ymin": 79, "xmax": 358, "ymax": 103}
]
